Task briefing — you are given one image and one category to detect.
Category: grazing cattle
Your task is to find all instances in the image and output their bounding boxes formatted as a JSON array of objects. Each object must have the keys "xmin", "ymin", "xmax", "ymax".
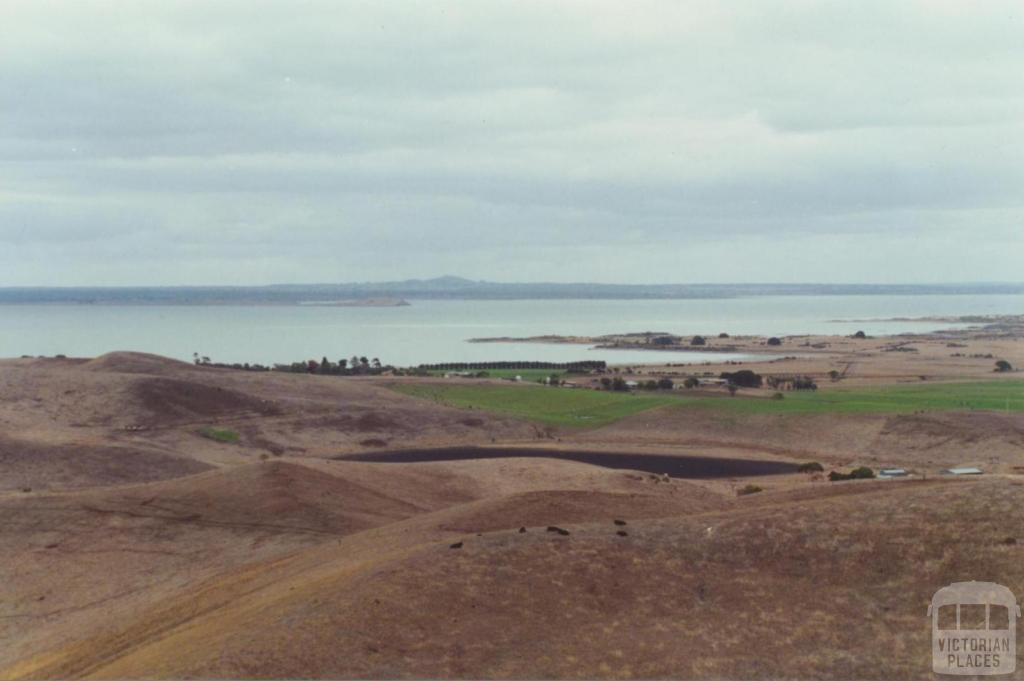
[
  {"xmin": 449, "ymin": 541, "xmax": 463, "ymax": 549},
  {"xmin": 613, "ymin": 519, "xmax": 627, "ymax": 526},
  {"xmin": 616, "ymin": 530, "xmax": 628, "ymax": 537}
]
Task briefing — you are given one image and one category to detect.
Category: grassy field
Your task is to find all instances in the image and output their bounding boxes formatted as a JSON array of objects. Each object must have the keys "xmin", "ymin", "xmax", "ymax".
[
  {"xmin": 394, "ymin": 380, "xmax": 1024, "ymax": 426},
  {"xmin": 198, "ymin": 427, "xmax": 241, "ymax": 443},
  {"xmin": 708, "ymin": 380, "xmax": 1024, "ymax": 415},
  {"xmin": 391, "ymin": 383, "xmax": 677, "ymax": 427}
]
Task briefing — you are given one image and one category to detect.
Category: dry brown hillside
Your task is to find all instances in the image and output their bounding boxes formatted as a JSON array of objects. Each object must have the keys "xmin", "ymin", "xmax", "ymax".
[
  {"xmin": 6, "ymin": 476, "xmax": 1022, "ymax": 680},
  {"xmin": 3, "ymin": 352, "xmax": 1023, "ymax": 679}
]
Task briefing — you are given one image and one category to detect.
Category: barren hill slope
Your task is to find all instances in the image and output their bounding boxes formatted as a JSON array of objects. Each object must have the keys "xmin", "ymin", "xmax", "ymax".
[
  {"xmin": 8, "ymin": 476, "xmax": 1021, "ymax": 680},
  {"xmin": 1, "ymin": 454, "xmax": 719, "ymax": 677},
  {"xmin": 0, "ymin": 354, "xmax": 537, "ymax": 489}
]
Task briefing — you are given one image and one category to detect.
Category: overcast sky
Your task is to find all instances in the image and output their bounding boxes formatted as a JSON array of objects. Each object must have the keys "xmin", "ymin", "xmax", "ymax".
[{"xmin": 1, "ymin": 1, "xmax": 1022, "ymax": 285}]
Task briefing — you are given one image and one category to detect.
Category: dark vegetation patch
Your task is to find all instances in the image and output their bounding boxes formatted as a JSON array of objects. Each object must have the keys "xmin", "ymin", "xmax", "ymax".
[
  {"xmin": 292, "ymin": 411, "xmax": 407, "ymax": 434},
  {"xmin": 797, "ymin": 462, "xmax": 825, "ymax": 473},
  {"xmin": 356, "ymin": 412, "xmax": 402, "ymax": 432},
  {"xmin": 198, "ymin": 427, "xmax": 240, "ymax": 444},
  {"xmin": 829, "ymin": 467, "xmax": 876, "ymax": 481},
  {"xmin": 0, "ymin": 436, "xmax": 212, "ymax": 492},
  {"xmin": 133, "ymin": 378, "xmax": 280, "ymax": 424}
]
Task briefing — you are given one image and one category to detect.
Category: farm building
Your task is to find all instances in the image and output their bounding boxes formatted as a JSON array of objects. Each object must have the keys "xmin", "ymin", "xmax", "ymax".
[{"xmin": 944, "ymin": 467, "xmax": 983, "ymax": 476}]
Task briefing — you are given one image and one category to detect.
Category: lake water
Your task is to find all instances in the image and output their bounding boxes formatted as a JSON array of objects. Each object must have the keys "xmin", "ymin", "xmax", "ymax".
[
  {"xmin": 0, "ymin": 294, "xmax": 1020, "ymax": 366},
  {"xmin": 343, "ymin": 447, "xmax": 801, "ymax": 478}
]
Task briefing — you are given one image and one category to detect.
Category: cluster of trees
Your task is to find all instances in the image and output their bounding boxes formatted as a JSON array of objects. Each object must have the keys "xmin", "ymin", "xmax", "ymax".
[
  {"xmin": 417, "ymin": 361, "xmax": 606, "ymax": 372},
  {"xmin": 765, "ymin": 375, "xmax": 818, "ymax": 391},
  {"xmin": 277, "ymin": 356, "xmax": 386, "ymax": 375},
  {"xmin": 647, "ymin": 334, "xmax": 733, "ymax": 346},
  {"xmin": 599, "ymin": 377, "xmax": 630, "ymax": 391},
  {"xmin": 598, "ymin": 377, "xmax": 675, "ymax": 391},
  {"xmin": 828, "ymin": 467, "xmax": 875, "ymax": 481},
  {"xmin": 720, "ymin": 369, "xmax": 762, "ymax": 388},
  {"xmin": 193, "ymin": 354, "xmax": 271, "ymax": 371},
  {"xmin": 193, "ymin": 353, "xmax": 385, "ymax": 375}
]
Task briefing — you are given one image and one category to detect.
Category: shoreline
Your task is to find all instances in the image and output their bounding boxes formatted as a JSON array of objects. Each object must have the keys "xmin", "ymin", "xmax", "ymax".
[{"xmin": 468, "ymin": 314, "xmax": 1024, "ymax": 355}]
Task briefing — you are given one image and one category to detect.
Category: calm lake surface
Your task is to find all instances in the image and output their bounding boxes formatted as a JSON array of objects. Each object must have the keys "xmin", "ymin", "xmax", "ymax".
[
  {"xmin": 343, "ymin": 447, "xmax": 801, "ymax": 478},
  {"xmin": 1, "ymin": 294, "xmax": 1020, "ymax": 366}
]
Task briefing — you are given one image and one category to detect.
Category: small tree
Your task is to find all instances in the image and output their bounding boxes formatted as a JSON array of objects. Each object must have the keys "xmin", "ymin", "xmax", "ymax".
[
  {"xmin": 995, "ymin": 360, "xmax": 1013, "ymax": 372},
  {"xmin": 828, "ymin": 369, "xmax": 841, "ymax": 382},
  {"xmin": 853, "ymin": 330, "xmax": 867, "ymax": 339},
  {"xmin": 657, "ymin": 377, "xmax": 674, "ymax": 390},
  {"xmin": 690, "ymin": 335, "xmax": 706, "ymax": 346},
  {"xmin": 766, "ymin": 337, "xmax": 782, "ymax": 346},
  {"xmin": 720, "ymin": 369, "xmax": 762, "ymax": 388},
  {"xmin": 727, "ymin": 384, "xmax": 738, "ymax": 397}
]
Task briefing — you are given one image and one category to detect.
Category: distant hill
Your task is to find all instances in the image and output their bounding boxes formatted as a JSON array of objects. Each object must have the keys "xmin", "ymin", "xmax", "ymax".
[{"xmin": 1, "ymin": 277, "xmax": 1022, "ymax": 305}]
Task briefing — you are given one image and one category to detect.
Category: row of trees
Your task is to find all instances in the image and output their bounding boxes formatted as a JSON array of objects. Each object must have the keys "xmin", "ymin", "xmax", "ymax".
[
  {"xmin": 765, "ymin": 375, "xmax": 818, "ymax": 391},
  {"xmin": 417, "ymin": 361, "xmax": 606, "ymax": 372},
  {"xmin": 599, "ymin": 377, "xmax": 676, "ymax": 391},
  {"xmin": 276, "ymin": 356, "xmax": 386, "ymax": 375},
  {"xmin": 193, "ymin": 354, "xmax": 271, "ymax": 372}
]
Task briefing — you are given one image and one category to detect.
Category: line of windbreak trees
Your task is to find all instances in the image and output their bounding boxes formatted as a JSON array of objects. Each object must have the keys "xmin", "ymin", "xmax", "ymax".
[
  {"xmin": 192, "ymin": 356, "xmax": 610, "ymax": 376},
  {"xmin": 194, "ymin": 354, "xmax": 393, "ymax": 375},
  {"xmin": 417, "ymin": 361, "xmax": 607, "ymax": 372}
]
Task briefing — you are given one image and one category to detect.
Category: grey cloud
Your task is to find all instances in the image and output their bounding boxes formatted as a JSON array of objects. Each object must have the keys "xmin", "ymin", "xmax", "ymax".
[{"xmin": 0, "ymin": 0, "xmax": 1022, "ymax": 284}]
